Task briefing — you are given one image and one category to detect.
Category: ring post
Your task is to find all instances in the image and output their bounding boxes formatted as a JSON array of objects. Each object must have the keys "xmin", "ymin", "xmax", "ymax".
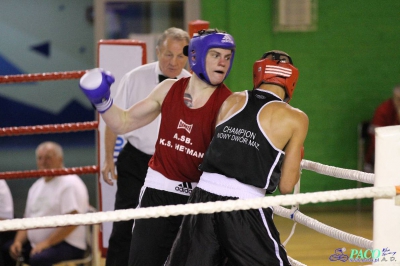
[{"xmin": 373, "ymin": 125, "xmax": 400, "ymax": 264}]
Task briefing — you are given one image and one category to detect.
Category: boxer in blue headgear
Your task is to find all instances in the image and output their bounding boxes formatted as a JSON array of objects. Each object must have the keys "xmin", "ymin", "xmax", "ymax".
[
  {"xmin": 80, "ymin": 28, "xmax": 235, "ymax": 113},
  {"xmin": 79, "ymin": 29, "xmax": 235, "ymax": 266},
  {"xmin": 184, "ymin": 29, "xmax": 236, "ymax": 86}
]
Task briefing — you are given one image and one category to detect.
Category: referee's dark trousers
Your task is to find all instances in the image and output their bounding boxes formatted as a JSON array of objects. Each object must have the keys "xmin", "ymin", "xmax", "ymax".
[{"xmin": 105, "ymin": 142, "xmax": 152, "ymax": 266}]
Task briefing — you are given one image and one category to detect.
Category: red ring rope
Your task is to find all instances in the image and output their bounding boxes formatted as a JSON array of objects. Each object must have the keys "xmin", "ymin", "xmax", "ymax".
[
  {"xmin": 0, "ymin": 121, "xmax": 98, "ymax": 136},
  {"xmin": 0, "ymin": 166, "xmax": 99, "ymax": 180},
  {"xmin": 0, "ymin": 70, "xmax": 99, "ymax": 181},
  {"xmin": 0, "ymin": 70, "xmax": 87, "ymax": 84}
]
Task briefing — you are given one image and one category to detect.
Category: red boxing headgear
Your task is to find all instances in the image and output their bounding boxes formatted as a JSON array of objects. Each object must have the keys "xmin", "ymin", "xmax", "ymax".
[{"xmin": 253, "ymin": 50, "xmax": 299, "ymax": 102}]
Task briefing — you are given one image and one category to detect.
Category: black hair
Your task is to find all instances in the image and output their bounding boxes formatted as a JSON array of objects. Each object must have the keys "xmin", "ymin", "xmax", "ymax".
[{"xmin": 197, "ymin": 28, "xmax": 226, "ymax": 36}]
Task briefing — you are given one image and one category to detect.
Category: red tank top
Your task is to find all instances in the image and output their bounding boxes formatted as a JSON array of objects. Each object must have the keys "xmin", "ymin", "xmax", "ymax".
[{"xmin": 148, "ymin": 77, "xmax": 232, "ymax": 182}]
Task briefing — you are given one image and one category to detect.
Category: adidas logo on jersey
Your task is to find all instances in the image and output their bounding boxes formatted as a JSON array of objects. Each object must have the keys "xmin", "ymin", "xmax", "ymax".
[
  {"xmin": 175, "ymin": 182, "xmax": 193, "ymax": 194},
  {"xmin": 221, "ymin": 35, "xmax": 234, "ymax": 44}
]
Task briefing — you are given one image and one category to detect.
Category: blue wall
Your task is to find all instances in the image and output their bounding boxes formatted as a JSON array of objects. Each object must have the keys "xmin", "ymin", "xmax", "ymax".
[
  {"xmin": 0, "ymin": 0, "xmax": 96, "ymax": 145},
  {"xmin": 0, "ymin": 0, "xmax": 97, "ymax": 217}
]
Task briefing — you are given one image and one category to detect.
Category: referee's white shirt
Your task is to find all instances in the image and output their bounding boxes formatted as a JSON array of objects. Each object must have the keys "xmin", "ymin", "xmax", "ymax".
[{"xmin": 0, "ymin": 180, "xmax": 13, "ymax": 219}]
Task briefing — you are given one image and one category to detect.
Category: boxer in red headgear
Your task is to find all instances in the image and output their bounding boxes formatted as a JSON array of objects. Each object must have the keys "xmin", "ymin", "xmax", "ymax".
[
  {"xmin": 166, "ymin": 50, "xmax": 308, "ymax": 266},
  {"xmin": 253, "ymin": 50, "xmax": 299, "ymax": 102}
]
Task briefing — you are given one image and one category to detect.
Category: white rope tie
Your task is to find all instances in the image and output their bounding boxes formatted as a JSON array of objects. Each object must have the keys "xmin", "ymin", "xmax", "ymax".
[{"xmin": 282, "ymin": 172, "xmax": 301, "ymax": 246}]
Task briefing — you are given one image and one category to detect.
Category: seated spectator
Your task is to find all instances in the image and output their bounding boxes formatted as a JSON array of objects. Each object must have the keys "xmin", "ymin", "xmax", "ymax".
[
  {"xmin": 0, "ymin": 179, "xmax": 14, "ymax": 265},
  {"xmin": 2, "ymin": 141, "xmax": 89, "ymax": 266},
  {"xmin": 364, "ymin": 84, "xmax": 400, "ymax": 172}
]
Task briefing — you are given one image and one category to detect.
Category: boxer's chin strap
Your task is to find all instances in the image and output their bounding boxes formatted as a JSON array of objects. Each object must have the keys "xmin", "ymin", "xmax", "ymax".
[{"xmin": 282, "ymin": 169, "xmax": 301, "ymax": 247}]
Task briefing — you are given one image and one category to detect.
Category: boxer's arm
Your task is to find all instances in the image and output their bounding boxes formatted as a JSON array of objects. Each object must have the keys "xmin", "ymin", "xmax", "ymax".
[
  {"xmin": 279, "ymin": 111, "xmax": 308, "ymax": 194},
  {"xmin": 80, "ymin": 68, "xmax": 174, "ymax": 135}
]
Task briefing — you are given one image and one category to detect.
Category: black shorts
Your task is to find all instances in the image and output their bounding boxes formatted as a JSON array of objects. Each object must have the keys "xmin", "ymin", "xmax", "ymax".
[
  {"xmin": 128, "ymin": 187, "xmax": 189, "ymax": 266},
  {"xmin": 166, "ymin": 187, "xmax": 291, "ymax": 266}
]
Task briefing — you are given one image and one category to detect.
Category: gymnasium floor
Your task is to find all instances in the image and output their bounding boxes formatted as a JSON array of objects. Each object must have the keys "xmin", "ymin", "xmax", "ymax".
[{"xmin": 275, "ymin": 210, "xmax": 373, "ymax": 265}]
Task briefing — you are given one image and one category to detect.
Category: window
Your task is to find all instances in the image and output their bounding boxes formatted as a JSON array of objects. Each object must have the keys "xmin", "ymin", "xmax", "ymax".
[{"xmin": 273, "ymin": 0, "xmax": 318, "ymax": 32}]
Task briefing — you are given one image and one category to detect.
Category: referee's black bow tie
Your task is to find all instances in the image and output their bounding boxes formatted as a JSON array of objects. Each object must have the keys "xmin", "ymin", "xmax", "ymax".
[{"xmin": 158, "ymin": 74, "xmax": 177, "ymax": 83}]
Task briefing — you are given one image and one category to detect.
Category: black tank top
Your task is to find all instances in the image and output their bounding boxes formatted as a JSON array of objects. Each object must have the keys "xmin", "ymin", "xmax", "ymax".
[{"xmin": 199, "ymin": 89, "xmax": 285, "ymax": 193}]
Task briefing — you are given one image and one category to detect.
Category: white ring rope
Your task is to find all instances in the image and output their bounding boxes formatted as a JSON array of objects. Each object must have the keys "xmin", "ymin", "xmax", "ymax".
[
  {"xmin": 301, "ymin": 159, "xmax": 375, "ymax": 184},
  {"xmin": 0, "ymin": 186, "xmax": 395, "ymax": 232},
  {"xmin": 273, "ymin": 206, "xmax": 372, "ymax": 249},
  {"xmin": 287, "ymin": 256, "xmax": 306, "ymax": 266}
]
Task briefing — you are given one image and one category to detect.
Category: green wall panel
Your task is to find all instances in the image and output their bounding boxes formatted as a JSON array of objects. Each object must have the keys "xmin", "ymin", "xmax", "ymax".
[{"xmin": 202, "ymin": 0, "xmax": 400, "ymax": 208}]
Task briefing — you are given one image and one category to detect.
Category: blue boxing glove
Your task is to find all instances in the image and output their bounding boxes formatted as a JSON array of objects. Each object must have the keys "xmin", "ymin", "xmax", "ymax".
[{"xmin": 79, "ymin": 68, "xmax": 115, "ymax": 113}]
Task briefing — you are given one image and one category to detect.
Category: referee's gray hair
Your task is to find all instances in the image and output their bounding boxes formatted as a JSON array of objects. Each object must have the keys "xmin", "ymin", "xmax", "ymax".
[{"xmin": 156, "ymin": 27, "xmax": 190, "ymax": 51}]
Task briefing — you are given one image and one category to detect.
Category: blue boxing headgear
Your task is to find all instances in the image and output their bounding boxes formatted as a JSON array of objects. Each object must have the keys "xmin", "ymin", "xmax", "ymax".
[{"xmin": 185, "ymin": 29, "xmax": 236, "ymax": 86}]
